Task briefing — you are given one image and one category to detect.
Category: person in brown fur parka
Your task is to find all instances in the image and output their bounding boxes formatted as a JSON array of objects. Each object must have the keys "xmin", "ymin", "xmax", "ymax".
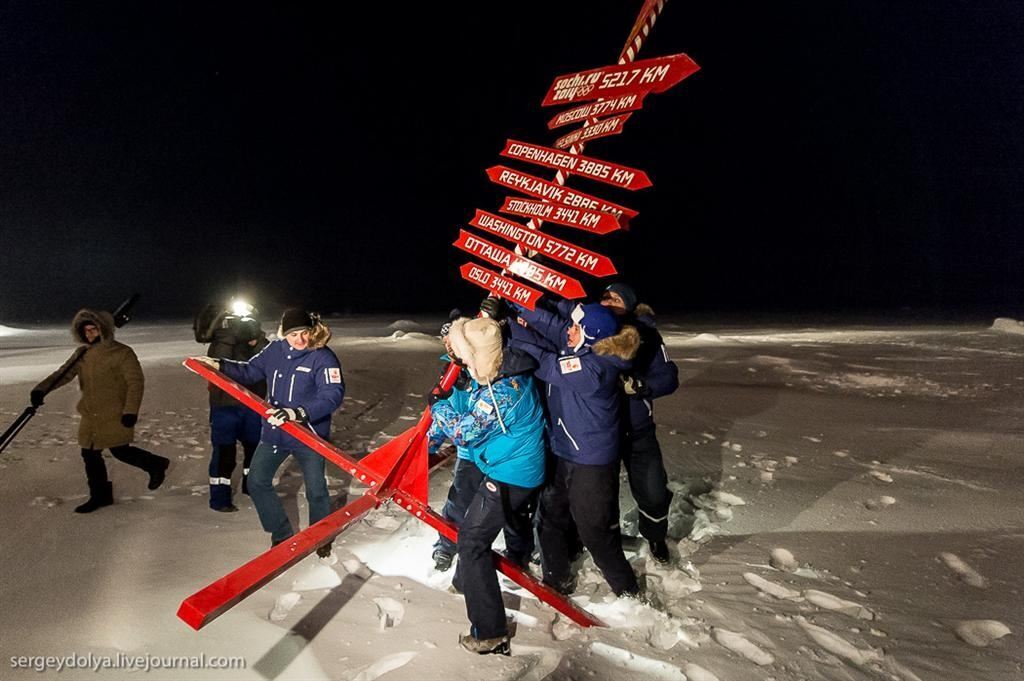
[{"xmin": 31, "ymin": 309, "xmax": 169, "ymax": 513}]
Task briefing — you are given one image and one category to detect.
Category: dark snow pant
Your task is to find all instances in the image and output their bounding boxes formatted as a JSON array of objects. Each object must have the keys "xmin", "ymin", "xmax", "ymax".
[
  {"xmin": 434, "ymin": 458, "xmax": 536, "ymax": 564},
  {"xmin": 537, "ymin": 457, "xmax": 639, "ymax": 596},
  {"xmin": 81, "ymin": 445, "xmax": 164, "ymax": 489},
  {"xmin": 208, "ymin": 405, "xmax": 261, "ymax": 509},
  {"xmin": 453, "ymin": 477, "xmax": 538, "ymax": 640},
  {"xmin": 248, "ymin": 443, "xmax": 331, "ymax": 544},
  {"xmin": 209, "ymin": 443, "xmax": 257, "ymax": 508},
  {"xmin": 622, "ymin": 426, "xmax": 672, "ymax": 542}
]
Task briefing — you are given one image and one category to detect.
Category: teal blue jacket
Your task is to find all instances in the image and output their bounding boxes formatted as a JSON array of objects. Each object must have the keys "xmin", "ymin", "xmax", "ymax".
[{"xmin": 429, "ymin": 374, "xmax": 545, "ymax": 488}]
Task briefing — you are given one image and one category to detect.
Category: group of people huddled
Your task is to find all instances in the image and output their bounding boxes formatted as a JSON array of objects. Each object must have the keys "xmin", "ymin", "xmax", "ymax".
[
  {"xmin": 426, "ymin": 282, "xmax": 678, "ymax": 655},
  {"xmin": 28, "ymin": 283, "xmax": 677, "ymax": 658}
]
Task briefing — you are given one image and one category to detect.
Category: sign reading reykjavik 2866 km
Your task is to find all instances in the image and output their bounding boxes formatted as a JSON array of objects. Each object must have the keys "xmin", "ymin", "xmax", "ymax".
[
  {"xmin": 500, "ymin": 139, "xmax": 651, "ymax": 190},
  {"xmin": 541, "ymin": 53, "xmax": 699, "ymax": 107},
  {"xmin": 486, "ymin": 166, "xmax": 637, "ymax": 220}
]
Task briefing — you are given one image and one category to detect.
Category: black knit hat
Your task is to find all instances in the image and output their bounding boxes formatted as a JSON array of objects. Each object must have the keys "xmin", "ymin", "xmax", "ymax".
[{"xmin": 280, "ymin": 308, "xmax": 313, "ymax": 335}]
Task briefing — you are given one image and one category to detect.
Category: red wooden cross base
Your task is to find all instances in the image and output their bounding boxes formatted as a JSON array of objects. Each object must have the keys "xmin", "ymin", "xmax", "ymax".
[{"xmin": 176, "ymin": 358, "xmax": 605, "ymax": 630}]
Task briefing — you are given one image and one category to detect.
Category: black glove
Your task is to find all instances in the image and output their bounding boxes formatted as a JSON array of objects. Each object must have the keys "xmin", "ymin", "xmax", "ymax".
[
  {"xmin": 30, "ymin": 390, "xmax": 45, "ymax": 408},
  {"xmin": 265, "ymin": 406, "xmax": 308, "ymax": 427},
  {"xmin": 452, "ymin": 369, "xmax": 472, "ymax": 391},
  {"xmin": 480, "ymin": 296, "xmax": 505, "ymax": 321},
  {"xmin": 620, "ymin": 374, "xmax": 649, "ymax": 397},
  {"xmin": 428, "ymin": 385, "xmax": 453, "ymax": 406},
  {"xmin": 121, "ymin": 413, "xmax": 138, "ymax": 427}
]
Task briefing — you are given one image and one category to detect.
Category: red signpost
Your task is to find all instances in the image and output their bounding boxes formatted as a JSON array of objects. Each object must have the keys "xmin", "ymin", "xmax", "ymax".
[
  {"xmin": 547, "ymin": 92, "xmax": 646, "ymax": 129},
  {"xmin": 500, "ymin": 139, "xmax": 652, "ymax": 190},
  {"xmin": 453, "ymin": 229, "xmax": 587, "ymax": 299},
  {"xmin": 180, "ymin": 0, "xmax": 696, "ymax": 648},
  {"xmin": 498, "ymin": 197, "xmax": 624, "ymax": 235},
  {"xmin": 458, "ymin": 262, "xmax": 544, "ymax": 310},
  {"xmin": 486, "ymin": 165, "xmax": 638, "ymax": 220},
  {"xmin": 541, "ymin": 52, "xmax": 700, "ymax": 106},
  {"xmin": 468, "ymin": 210, "xmax": 617, "ymax": 277}
]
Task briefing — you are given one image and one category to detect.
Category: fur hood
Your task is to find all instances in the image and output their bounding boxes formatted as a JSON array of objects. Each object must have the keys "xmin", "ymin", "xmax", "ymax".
[
  {"xmin": 276, "ymin": 319, "xmax": 332, "ymax": 349},
  {"xmin": 592, "ymin": 324, "xmax": 640, "ymax": 361},
  {"xmin": 634, "ymin": 303, "xmax": 655, "ymax": 318},
  {"xmin": 71, "ymin": 309, "xmax": 116, "ymax": 344}
]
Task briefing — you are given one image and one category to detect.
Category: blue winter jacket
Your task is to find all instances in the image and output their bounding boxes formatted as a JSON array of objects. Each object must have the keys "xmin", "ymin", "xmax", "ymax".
[
  {"xmin": 510, "ymin": 303, "xmax": 639, "ymax": 466},
  {"xmin": 427, "ymin": 347, "xmax": 539, "ymax": 462},
  {"xmin": 220, "ymin": 338, "xmax": 344, "ymax": 448},
  {"xmin": 623, "ymin": 311, "xmax": 679, "ymax": 433},
  {"xmin": 429, "ymin": 373, "xmax": 546, "ymax": 489}
]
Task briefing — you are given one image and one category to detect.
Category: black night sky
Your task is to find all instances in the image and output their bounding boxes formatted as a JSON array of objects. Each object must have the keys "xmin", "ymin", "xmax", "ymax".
[{"xmin": 2, "ymin": 1, "xmax": 1022, "ymax": 322}]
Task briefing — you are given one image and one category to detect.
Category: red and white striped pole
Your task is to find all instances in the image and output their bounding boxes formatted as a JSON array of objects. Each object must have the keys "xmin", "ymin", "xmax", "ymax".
[{"xmin": 513, "ymin": 0, "xmax": 668, "ymax": 258}]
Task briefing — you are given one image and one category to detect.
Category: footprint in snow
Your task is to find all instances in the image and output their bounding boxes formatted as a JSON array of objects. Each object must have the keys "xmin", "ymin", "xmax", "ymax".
[
  {"xmin": 938, "ymin": 552, "xmax": 989, "ymax": 588},
  {"xmin": 770, "ymin": 548, "xmax": 799, "ymax": 572},
  {"xmin": 953, "ymin": 620, "xmax": 1011, "ymax": 647},
  {"xmin": 803, "ymin": 589, "xmax": 875, "ymax": 620},
  {"xmin": 795, "ymin": 617, "xmax": 883, "ymax": 668},
  {"xmin": 864, "ymin": 495, "xmax": 896, "ymax": 510},
  {"xmin": 269, "ymin": 592, "xmax": 301, "ymax": 622},
  {"xmin": 712, "ymin": 628, "xmax": 774, "ymax": 666},
  {"xmin": 743, "ymin": 572, "xmax": 801, "ymax": 600},
  {"xmin": 590, "ymin": 642, "xmax": 689, "ymax": 679}
]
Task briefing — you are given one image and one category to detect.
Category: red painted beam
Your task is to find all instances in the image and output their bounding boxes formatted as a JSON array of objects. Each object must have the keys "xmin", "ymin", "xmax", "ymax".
[{"xmin": 177, "ymin": 493, "xmax": 380, "ymax": 630}]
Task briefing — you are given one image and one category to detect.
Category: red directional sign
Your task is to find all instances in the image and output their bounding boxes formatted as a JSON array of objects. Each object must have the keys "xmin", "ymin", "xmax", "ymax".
[
  {"xmin": 486, "ymin": 165, "xmax": 638, "ymax": 221},
  {"xmin": 542, "ymin": 53, "xmax": 700, "ymax": 107},
  {"xmin": 498, "ymin": 197, "xmax": 623, "ymax": 235},
  {"xmin": 469, "ymin": 210, "xmax": 617, "ymax": 277},
  {"xmin": 459, "ymin": 263, "xmax": 544, "ymax": 310},
  {"xmin": 454, "ymin": 230, "xmax": 586, "ymax": 299},
  {"xmin": 501, "ymin": 139, "xmax": 651, "ymax": 190},
  {"xmin": 553, "ymin": 113, "xmax": 631, "ymax": 150},
  {"xmin": 547, "ymin": 92, "xmax": 646, "ymax": 129}
]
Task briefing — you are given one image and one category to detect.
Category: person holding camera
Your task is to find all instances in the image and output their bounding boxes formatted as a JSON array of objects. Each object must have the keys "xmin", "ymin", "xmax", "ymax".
[
  {"xmin": 31, "ymin": 309, "xmax": 169, "ymax": 513},
  {"xmin": 193, "ymin": 303, "xmax": 269, "ymax": 512}
]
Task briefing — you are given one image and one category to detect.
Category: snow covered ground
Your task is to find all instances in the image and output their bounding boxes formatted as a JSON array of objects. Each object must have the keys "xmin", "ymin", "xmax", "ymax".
[{"xmin": 0, "ymin": 317, "xmax": 1021, "ymax": 680}]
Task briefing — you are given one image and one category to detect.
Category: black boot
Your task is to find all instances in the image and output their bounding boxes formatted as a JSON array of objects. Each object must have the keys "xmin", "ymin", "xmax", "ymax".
[
  {"xmin": 75, "ymin": 481, "xmax": 113, "ymax": 513},
  {"xmin": 147, "ymin": 456, "xmax": 170, "ymax": 490}
]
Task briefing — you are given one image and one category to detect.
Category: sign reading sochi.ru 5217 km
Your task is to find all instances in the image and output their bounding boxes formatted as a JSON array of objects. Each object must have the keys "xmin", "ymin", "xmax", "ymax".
[{"xmin": 541, "ymin": 53, "xmax": 699, "ymax": 107}]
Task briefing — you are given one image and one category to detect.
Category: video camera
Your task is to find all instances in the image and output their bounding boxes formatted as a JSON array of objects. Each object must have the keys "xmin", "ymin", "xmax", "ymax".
[{"xmin": 193, "ymin": 299, "xmax": 262, "ymax": 344}]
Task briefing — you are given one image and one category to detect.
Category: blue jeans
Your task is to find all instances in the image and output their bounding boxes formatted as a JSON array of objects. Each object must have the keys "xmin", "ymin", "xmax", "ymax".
[{"xmin": 249, "ymin": 442, "xmax": 331, "ymax": 544}]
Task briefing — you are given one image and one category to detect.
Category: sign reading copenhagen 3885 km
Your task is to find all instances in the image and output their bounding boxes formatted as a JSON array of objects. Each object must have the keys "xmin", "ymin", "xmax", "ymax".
[
  {"xmin": 541, "ymin": 53, "xmax": 700, "ymax": 107},
  {"xmin": 501, "ymin": 139, "xmax": 651, "ymax": 190}
]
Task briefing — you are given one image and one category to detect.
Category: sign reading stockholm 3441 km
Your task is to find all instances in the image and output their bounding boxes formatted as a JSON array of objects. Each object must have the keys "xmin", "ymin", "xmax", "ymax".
[{"xmin": 542, "ymin": 53, "xmax": 699, "ymax": 107}]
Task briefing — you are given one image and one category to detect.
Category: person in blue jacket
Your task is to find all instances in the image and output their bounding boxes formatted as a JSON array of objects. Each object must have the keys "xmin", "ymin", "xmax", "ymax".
[
  {"xmin": 601, "ymin": 283, "xmax": 680, "ymax": 564},
  {"xmin": 509, "ymin": 300, "xmax": 641, "ymax": 598},
  {"xmin": 429, "ymin": 316, "xmax": 546, "ymax": 656},
  {"xmin": 192, "ymin": 308, "xmax": 344, "ymax": 560},
  {"xmin": 427, "ymin": 313, "xmax": 539, "ymax": 572}
]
